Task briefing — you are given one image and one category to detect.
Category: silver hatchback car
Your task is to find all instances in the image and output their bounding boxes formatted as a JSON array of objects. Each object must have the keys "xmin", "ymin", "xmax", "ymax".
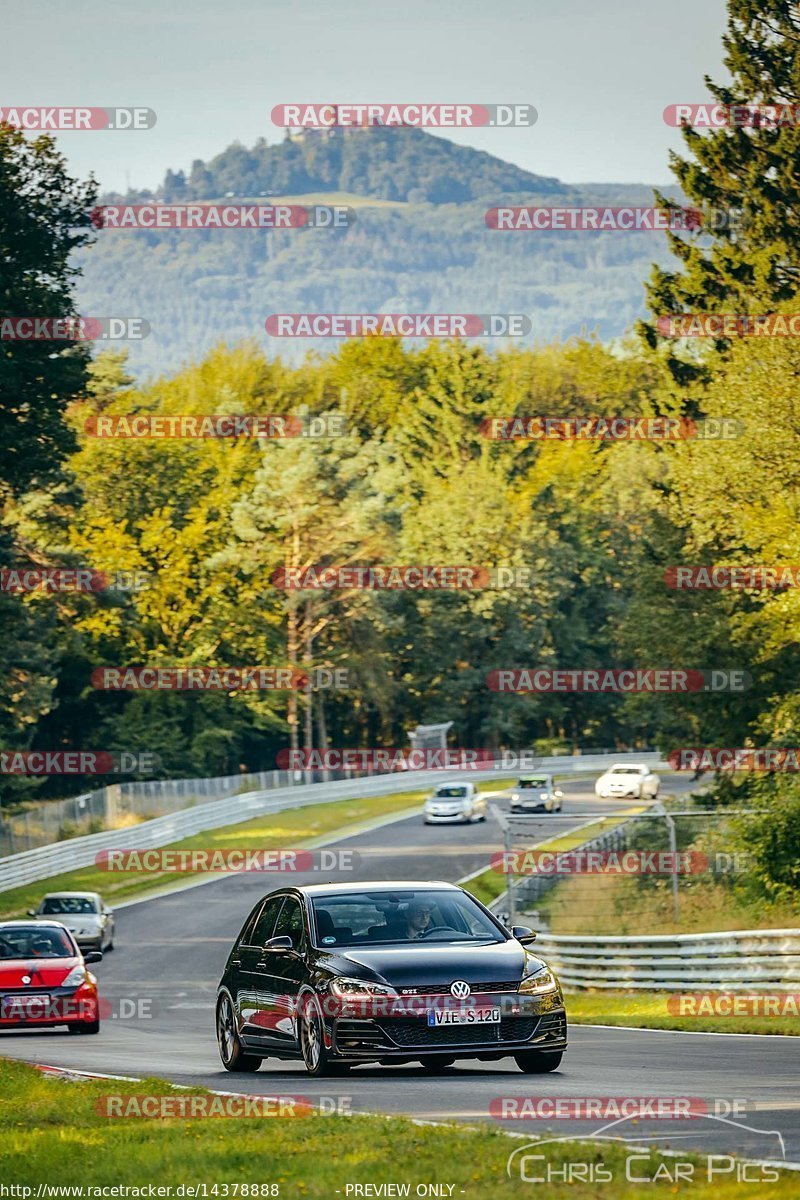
[
  {"xmin": 29, "ymin": 891, "xmax": 115, "ymax": 953},
  {"xmin": 510, "ymin": 774, "xmax": 563, "ymax": 813}
]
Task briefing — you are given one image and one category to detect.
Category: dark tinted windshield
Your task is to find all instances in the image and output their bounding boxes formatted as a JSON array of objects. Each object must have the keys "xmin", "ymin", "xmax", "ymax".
[
  {"xmin": 310, "ymin": 890, "xmax": 503, "ymax": 947},
  {"xmin": 519, "ymin": 777, "xmax": 548, "ymax": 789},
  {"xmin": 0, "ymin": 926, "xmax": 75, "ymax": 958},
  {"xmin": 41, "ymin": 896, "xmax": 99, "ymax": 915},
  {"xmin": 434, "ymin": 786, "xmax": 468, "ymax": 798}
]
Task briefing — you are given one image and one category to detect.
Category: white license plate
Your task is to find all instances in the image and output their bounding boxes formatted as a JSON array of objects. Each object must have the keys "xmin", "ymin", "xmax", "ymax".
[
  {"xmin": 1, "ymin": 994, "xmax": 51, "ymax": 1016},
  {"xmin": 427, "ymin": 1006, "xmax": 500, "ymax": 1026}
]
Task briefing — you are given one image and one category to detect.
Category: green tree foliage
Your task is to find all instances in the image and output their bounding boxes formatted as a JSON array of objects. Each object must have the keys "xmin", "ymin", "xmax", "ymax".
[
  {"xmin": 643, "ymin": 1, "xmax": 800, "ymax": 375},
  {"xmin": 0, "ymin": 124, "xmax": 97, "ymax": 802},
  {"xmin": 0, "ymin": 123, "xmax": 97, "ymax": 495}
]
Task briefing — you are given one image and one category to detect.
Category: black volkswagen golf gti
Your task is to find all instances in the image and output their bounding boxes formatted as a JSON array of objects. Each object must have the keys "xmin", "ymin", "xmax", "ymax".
[{"xmin": 216, "ymin": 881, "xmax": 567, "ymax": 1075}]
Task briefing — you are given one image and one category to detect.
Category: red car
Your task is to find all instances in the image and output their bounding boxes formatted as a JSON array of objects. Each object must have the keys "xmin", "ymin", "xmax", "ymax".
[{"xmin": 0, "ymin": 920, "xmax": 102, "ymax": 1034}]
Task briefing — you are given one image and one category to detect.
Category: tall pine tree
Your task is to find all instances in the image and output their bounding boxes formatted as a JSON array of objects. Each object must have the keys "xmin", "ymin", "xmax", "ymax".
[{"xmin": 641, "ymin": 0, "xmax": 800, "ymax": 381}]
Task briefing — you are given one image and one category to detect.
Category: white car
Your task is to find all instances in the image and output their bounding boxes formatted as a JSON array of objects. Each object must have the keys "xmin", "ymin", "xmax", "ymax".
[
  {"xmin": 423, "ymin": 782, "xmax": 487, "ymax": 824},
  {"xmin": 28, "ymin": 891, "xmax": 115, "ymax": 953},
  {"xmin": 594, "ymin": 763, "xmax": 660, "ymax": 800}
]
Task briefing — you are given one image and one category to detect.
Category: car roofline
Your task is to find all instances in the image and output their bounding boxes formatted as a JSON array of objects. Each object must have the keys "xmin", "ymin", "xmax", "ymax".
[{"xmin": 287, "ymin": 880, "xmax": 463, "ymax": 897}]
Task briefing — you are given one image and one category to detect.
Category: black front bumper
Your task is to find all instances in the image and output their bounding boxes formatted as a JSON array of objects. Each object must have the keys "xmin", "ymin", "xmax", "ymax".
[{"xmin": 331, "ymin": 1004, "xmax": 567, "ymax": 1060}]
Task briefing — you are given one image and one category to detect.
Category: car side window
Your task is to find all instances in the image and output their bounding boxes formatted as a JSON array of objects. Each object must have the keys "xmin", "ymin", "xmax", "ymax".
[
  {"xmin": 273, "ymin": 897, "xmax": 306, "ymax": 950},
  {"xmin": 247, "ymin": 896, "xmax": 286, "ymax": 947}
]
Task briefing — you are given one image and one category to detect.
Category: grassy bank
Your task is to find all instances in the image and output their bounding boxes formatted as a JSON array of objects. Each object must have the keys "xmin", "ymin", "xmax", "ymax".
[
  {"xmin": 0, "ymin": 778, "xmax": 512, "ymax": 918},
  {"xmin": 0, "ymin": 790, "xmax": 427, "ymax": 918},
  {"xmin": 566, "ymin": 991, "xmax": 800, "ymax": 1035},
  {"xmin": 463, "ymin": 814, "xmax": 640, "ymax": 908},
  {"xmin": 1, "ymin": 1058, "xmax": 795, "ymax": 1197},
  {"xmin": 536, "ymin": 858, "xmax": 800, "ymax": 936}
]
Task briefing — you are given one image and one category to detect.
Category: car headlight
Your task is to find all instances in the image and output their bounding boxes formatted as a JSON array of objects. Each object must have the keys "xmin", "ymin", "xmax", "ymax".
[
  {"xmin": 518, "ymin": 968, "xmax": 559, "ymax": 996},
  {"xmin": 329, "ymin": 977, "xmax": 397, "ymax": 999},
  {"xmin": 61, "ymin": 965, "xmax": 89, "ymax": 988}
]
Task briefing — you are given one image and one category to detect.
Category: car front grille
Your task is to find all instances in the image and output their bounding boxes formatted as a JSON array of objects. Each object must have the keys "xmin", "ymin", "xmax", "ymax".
[
  {"xmin": 377, "ymin": 1015, "xmax": 539, "ymax": 1048},
  {"xmin": 397, "ymin": 981, "xmax": 520, "ymax": 996}
]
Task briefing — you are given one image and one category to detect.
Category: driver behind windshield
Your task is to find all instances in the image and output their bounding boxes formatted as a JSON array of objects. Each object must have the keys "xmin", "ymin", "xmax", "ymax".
[{"xmin": 404, "ymin": 900, "xmax": 434, "ymax": 939}]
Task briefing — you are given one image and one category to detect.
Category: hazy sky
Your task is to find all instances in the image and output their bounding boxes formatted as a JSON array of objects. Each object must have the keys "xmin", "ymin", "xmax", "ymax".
[{"xmin": 2, "ymin": 0, "xmax": 729, "ymax": 193}]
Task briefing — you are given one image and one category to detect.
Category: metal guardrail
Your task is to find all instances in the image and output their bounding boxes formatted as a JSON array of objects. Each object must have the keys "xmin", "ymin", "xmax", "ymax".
[
  {"xmin": 0, "ymin": 752, "xmax": 658, "ymax": 893},
  {"xmin": 533, "ymin": 929, "xmax": 800, "ymax": 992}
]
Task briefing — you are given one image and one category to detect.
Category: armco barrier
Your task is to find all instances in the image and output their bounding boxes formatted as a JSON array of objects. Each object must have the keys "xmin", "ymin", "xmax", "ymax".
[
  {"xmin": 534, "ymin": 929, "xmax": 800, "ymax": 992},
  {"xmin": 0, "ymin": 752, "xmax": 659, "ymax": 893}
]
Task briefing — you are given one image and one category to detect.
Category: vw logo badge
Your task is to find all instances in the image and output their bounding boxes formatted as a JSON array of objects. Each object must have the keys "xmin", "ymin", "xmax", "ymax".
[
  {"xmin": 21, "ymin": 975, "xmax": 31, "ymax": 985},
  {"xmin": 450, "ymin": 980, "xmax": 471, "ymax": 999}
]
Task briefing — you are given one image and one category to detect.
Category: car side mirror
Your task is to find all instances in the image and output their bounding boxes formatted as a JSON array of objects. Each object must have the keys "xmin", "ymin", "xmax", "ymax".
[
  {"xmin": 84, "ymin": 950, "xmax": 103, "ymax": 964},
  {"xmin": 263, "ymin": 935, "xmax": 293, "ymax": 951},
  {"xmin": 104, "ymin": 909, "xmax": 113, "ymax": 916},
  {"xmin": 511, "ymin": 925, "xmax": 537, "ymax": 945},
  {"xmin": 27, "ymin": 909, "xmax": 36, "ymax": 917}
]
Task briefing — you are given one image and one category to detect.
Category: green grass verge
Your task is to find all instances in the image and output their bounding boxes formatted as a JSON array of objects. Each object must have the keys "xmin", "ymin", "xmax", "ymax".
[
  {"xmin": 566, "ymin": 990, "xmax": 800, "ymax": 1035},
  {"xmin": 0, "ymin": 790, "xmax": 428, "ymax": 918},
  {"xmin": 1, "ymin": 1058, "xmax": 796, "ymax": 1196},
  {"xmin": 0, "ymin": 778, "xmax": 512, "ymax": 919},
  {"xmin": 463, "ymin": 814, "xmax": 638, "ymax": 908}
]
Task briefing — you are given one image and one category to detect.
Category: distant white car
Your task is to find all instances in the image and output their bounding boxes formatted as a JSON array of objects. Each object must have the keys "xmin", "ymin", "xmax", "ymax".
[
  {"xmin": 423, "ymin": 781, "xmax": 487, "ymax": 824},
  {"xmin": 595, "ymin": 763, "xmax": 660, "ymax": 800}
]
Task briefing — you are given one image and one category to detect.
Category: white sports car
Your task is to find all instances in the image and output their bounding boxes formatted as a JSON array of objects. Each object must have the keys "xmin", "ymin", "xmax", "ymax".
[{"xmin": 594, "ymin": 763, "xmax": 660, "ymax": 799}]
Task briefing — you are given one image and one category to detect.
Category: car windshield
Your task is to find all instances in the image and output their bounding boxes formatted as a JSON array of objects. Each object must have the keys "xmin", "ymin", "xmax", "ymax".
[
  {"xmin": 610, "ymin": 767, "xmax": 643, "ymax": 775},
  {"xmin": 0, "ymin": 926, "xmax": 75, "ymax": 958},
  {"xmin": 434, "ymin": 786, "xmax": 468, "ymax": 798},
  {"xmin": 311, "ymin": 890, "xmax": 504, "ymax": 947},
  {"xmin": 519, "ymin": 777, "xmax": 548, "ymax": 788},
  {"xmin": 41, "ymin": 896, "xmax": 98, "ymax": 915}
]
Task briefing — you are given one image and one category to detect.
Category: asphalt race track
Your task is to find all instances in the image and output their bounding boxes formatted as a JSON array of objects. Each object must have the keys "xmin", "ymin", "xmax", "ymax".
[{"xmin": 2, "ymin": 774, "xmax": 799, "ymax": 1166}]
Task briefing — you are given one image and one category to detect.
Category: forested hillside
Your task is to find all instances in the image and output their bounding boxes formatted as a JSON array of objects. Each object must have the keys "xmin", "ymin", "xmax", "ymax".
[{"xmin": 78, "ymin": 129, "xmax": 678, "ymax": 376}]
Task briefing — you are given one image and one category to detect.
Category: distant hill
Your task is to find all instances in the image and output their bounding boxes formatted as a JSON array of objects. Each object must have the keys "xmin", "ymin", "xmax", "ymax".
[
  {"xmin": 78, "ymin": 129, "xmax": 679, "ymax": 377},
  {"xmin": 106, "ymin": 126, "xmax": 569, "ymax": 206}
]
